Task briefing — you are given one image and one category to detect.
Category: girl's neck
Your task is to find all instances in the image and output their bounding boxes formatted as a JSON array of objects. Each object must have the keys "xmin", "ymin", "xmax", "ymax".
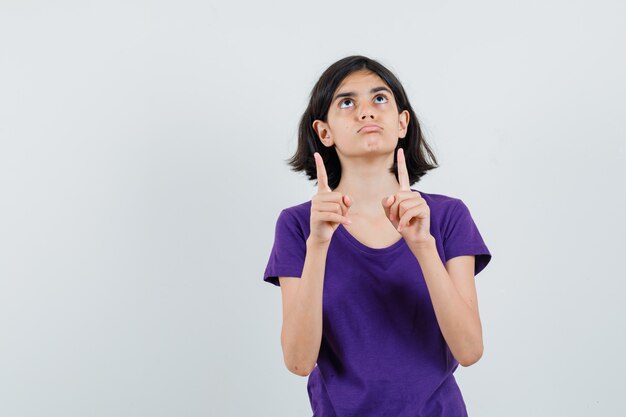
[{"xmin": 333, "ymin": 177, "xmax": 402, "ymax": 218}]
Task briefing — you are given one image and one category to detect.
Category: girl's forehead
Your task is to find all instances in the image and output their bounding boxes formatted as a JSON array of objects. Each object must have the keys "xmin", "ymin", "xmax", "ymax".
[
  {"xmin": 333, "ymin": 71, "xmax": 393, "ymax": 100},
  {"xmin": 338, "ymin": 70, "xmax": 384, "ymax": 88}
]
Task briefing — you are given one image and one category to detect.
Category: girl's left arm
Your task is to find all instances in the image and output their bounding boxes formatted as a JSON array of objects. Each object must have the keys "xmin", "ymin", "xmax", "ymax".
[{"xmin": 408, "ymin": 237, "xmax": 483, "ymax": 367}]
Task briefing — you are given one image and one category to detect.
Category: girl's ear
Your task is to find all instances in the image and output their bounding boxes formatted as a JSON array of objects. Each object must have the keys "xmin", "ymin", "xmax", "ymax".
[
  {"xmin": 312, "ymin": 120, "xmax": 334, "ymax": 147},
  {"xmin": 398, "ymin": 110, "xmax": 410, "ymax": 139}
]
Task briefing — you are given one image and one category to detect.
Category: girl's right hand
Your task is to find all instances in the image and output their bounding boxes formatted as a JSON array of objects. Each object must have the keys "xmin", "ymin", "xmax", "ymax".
[{"xmin": 309, "ymin": 152, "xmax": 352, "ymax": 245}]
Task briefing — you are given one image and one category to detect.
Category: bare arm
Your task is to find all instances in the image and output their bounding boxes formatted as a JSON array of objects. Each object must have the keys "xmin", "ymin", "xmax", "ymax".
[
  {"xmin": 408, "ymin": 238, "xmax": 483, "ymax": 367},
  {"xmin": 279, "ymin": 152, "xmax": 351, "ymax": 377},
  {"xmin": 279, "ymin": 238, "xmax": 329, "ymax": 377}
]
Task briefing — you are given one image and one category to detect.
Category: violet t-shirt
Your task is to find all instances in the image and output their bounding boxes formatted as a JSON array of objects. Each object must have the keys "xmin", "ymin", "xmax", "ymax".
[{"xmin": 263, "ymin": 189, "xmax": 492, "ymax": 417}]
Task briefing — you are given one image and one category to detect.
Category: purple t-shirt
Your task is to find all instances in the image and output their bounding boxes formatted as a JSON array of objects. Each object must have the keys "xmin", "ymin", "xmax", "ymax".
[{"xmin": 263, "ymin": 188, "xmax": 492, "ymax": 417}]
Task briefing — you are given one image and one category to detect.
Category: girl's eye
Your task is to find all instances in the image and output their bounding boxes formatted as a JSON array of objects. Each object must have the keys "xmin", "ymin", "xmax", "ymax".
[
  {"xmin": 339, "ymin": 95, "xmax": 389, "ymax": 109},
  {"xmin": 339, "ymin": 99, "xmax": 353, "ymax": 109},
  {"xmin": 374, "ymin": 94, "xmax": 388, "ymax": 104}
]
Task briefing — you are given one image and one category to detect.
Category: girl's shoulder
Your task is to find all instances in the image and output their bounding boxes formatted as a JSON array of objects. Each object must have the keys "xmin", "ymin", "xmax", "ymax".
[
  {"xmin": 280, "ymin": 200, "xmax": 311, "ymax": 219},
  {"xmin": 411, "ymin": 188, "xmax": 462, "ymax": 211}
]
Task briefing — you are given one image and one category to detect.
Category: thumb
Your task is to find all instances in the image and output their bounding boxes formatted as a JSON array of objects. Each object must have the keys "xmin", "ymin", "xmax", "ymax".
[
  {"xmin": 342, "ymin": 195, "xmax": 352, "ymax": 217},
  {"xmin": 381, "ymin": 195, "xmax": 394, "ymax": 218}
]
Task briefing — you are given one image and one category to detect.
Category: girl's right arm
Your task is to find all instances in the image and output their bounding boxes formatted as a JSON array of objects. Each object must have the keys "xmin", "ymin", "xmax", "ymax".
[
  {"xmin": 279, "ymin": 238, "xmax": 329, "ymax": 376},
  {"xmin": 279, "ymin": 152, "xmax": 351, "ymax": 376}
]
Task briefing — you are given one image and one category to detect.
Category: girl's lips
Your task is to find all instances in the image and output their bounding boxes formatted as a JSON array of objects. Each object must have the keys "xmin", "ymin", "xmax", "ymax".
[{"xmin": 359, "ymin": 126, "xmax": 382, "ymax": 133}]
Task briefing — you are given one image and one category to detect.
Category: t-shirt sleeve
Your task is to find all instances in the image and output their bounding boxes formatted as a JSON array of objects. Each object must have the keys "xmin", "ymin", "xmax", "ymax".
[
  {"xmin": 263, "ymin": 209, "xmax": 307, "ymax": 286},
  {"xmin": 442, "ymin": 199, "xmax": 492, "ymax": 276}
]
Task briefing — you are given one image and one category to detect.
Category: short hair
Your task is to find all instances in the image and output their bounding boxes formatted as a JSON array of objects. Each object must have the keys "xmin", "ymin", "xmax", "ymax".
[{"xmin": 285, "ymin": 55, "xmax": 439, "ymax": 190}]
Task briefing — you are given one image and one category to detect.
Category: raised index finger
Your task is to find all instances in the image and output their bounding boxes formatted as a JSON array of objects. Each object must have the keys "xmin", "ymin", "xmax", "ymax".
[
  {"xmin": 314, "ymin": 152, "xmax": 331, "ymax": 193},
  {"xmin": 397, "ymin": 148, "xmax": 410, "ymax": 191}
]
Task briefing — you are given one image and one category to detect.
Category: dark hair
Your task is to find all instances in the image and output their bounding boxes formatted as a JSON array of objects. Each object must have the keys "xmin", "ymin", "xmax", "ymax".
[{"xmin": 285, "ymin": 55, "xmax": 439, "ymax": 190}]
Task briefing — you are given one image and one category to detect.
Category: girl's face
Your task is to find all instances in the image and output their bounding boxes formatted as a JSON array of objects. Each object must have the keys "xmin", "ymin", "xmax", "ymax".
[{"xmin": 313, "ymin": 70, "xmax": 409, "ymax": 158}]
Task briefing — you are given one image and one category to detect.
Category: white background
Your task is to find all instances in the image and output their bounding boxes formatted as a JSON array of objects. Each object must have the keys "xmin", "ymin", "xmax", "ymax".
[{"xmin": 1, "ymin": 1, "xmax": 625, "ymax": 416}]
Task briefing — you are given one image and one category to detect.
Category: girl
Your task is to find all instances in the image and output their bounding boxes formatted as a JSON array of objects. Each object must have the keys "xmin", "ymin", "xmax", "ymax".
[{"xmin": 263, "ymin": 55, "xmax": 492, "ymax": 417}]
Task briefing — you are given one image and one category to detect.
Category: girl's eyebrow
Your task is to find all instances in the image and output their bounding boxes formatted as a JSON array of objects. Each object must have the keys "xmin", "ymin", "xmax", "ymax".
[{"xmin": 333, "ymin": 86, "xmax": 392, "ymax": 102}]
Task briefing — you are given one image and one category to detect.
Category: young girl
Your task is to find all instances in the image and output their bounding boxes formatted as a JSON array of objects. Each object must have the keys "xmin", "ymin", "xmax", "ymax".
[{"xmin": 263, "ymin": 55, "xmax": 492, "ymax": 417}]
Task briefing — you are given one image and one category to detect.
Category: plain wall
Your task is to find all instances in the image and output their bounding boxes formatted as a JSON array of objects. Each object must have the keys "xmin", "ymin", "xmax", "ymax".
[{"xmin": 1, "ymin": 1, "xmax": 625, "ymax": 416}]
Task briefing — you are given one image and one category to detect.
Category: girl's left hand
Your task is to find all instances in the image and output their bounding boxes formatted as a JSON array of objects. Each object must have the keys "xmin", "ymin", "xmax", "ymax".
[{"xmin": 381, "ymin": 148, "xmax": 434, "ymax": 246}]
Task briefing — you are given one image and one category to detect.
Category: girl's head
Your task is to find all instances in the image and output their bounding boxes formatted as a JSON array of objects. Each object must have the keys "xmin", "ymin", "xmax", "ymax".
[{"xmin": 287, "ymin": 55, "xmax": 438, "ymax": 190}]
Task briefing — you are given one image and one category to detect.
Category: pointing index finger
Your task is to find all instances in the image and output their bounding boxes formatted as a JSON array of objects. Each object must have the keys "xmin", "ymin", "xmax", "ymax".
[
  {"xmin": 397, "ymin": 148, "xmax": 410, "ymax": 191},
  {"xmin": 314, "ymin": 152, "xmax": 331, "ymax": 193}
]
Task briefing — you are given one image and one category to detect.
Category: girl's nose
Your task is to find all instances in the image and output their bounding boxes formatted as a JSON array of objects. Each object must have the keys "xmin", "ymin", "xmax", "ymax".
[{"xmin": 358, "ymin": 104, "xmax": 375, "ymax": 119}]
